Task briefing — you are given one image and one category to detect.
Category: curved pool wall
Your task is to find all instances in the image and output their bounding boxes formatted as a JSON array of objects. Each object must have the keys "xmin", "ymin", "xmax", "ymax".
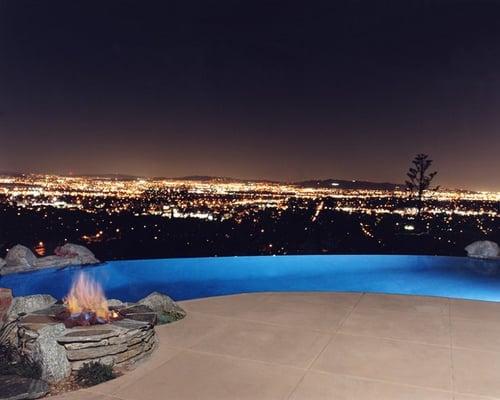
[{"xmin": 2, "ymin": 255, "xmax": 500, "ymax": 302}]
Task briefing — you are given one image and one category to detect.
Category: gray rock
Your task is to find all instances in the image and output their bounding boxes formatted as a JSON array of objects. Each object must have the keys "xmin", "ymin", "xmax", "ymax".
[
  {"xmin": 63, "ymin": 339, "xmax": 111, "ymax": 350},
  {"xmin": 119, "ymin": 304, "xmax": 157, "ymax": 325},
  {"xmin": 0, "ymin": 375, "xmax": 49, "ymax": 400},
  {"xmin": 4, "ymin": 245, "xmax": 37, "ymax": 268},
  {"xmin": 465, "ymin": 240, "xmax": 500, "ymax": 259},
  {"xmin": 138, "ymin": 292, "xmax": 186, "ymax": 324},
  {"xmin": 112, "ymin": 318, "xmax": 151, "ymax": 330},
  {"xmin": 1, "ymin": 244, "xmax": 99, "ymax": 275},
  {"xmin": 66, "ymin": 343, "xmax": 127, "ymax": 361},
  {"xmin": 33, "ymin": 255, "xmax": 75, "ymax": 268},
  {"xmin": 0, "ymin": 257, "xmax": 6, "ymax": 269},
  {"xmin": 8, "ymin": 295, "xmax": 57, "ymax": 319},
  {"xmin": 114, "ymin": 341, "xmax": 152, "ymax": 364},
  {"xmin": 31, "ymin": 323, "xmax": 71, "ymax": 382},
  {"xmin": 107, "ymin": 299, "xmax": 125, "ymax": 307},
  {"xmin": 54, "ymin": 243, "xmax": 99, "ymax": 265},
  {"xmin": 57, "ymin": 327, "xmax": 121, "ymax": 343}
]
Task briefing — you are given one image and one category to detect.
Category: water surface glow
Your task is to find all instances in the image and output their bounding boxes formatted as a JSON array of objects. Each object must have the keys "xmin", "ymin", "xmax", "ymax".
[{"xmin": 2, "ymin": 255, "xmax": 500, "ymax": 302}]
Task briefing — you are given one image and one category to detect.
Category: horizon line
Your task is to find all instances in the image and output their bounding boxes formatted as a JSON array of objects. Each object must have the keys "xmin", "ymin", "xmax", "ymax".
[{"xmin": 1, "ymin": 170, "xmax": 495, "ymax": 194}]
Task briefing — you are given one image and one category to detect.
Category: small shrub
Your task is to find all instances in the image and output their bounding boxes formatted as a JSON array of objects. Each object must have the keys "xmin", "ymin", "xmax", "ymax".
[
  {"xmin": 75, "ymin": 361, "xmax": 115, "ymax": 387},
  {"xmin": 0, "ymin": 343, "xmax": 42, "ymax": 379}
]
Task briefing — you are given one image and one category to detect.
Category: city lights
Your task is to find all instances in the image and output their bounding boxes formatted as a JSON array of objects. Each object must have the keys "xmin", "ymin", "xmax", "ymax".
[
  {"xmin": 0, "ymin": 173, "xmax": 498, "ymax": 255},
  {"xmin": 1, "ymin": 174, "xmax": 498, "ymax": 221}
]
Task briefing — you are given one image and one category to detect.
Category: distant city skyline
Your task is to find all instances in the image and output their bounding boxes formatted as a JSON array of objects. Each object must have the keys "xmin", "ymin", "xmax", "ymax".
[
  {"xmin": 0, "ymin": 168, "xmax": 497, "ymax": 193},
  {"xmin": 1, "ymin": 172, "xmax": 497, "ymax": 259},
  {"xmin": 1, "ymin": 1, "xmax": 500, "ymax": 191},
  {"xmin": 0, "ymin": 170, "xmax": 497, "ymax": 193}
]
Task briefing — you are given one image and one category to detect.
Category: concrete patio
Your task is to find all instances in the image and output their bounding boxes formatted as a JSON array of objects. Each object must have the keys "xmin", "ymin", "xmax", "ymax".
[{"xmin": 52, "ymin": 292, "xmax": 500, "ymax": 400}]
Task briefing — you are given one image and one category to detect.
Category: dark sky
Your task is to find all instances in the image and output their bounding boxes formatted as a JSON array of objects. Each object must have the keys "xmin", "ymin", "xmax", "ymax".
[{"xmin": 1, "ymin": 1, "xmax": 500, "ymax": 190}]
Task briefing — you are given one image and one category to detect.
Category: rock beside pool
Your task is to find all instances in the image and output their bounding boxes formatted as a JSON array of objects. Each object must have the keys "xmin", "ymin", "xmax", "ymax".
[
  {"xmin": 34, "ymin": 243, "xmax": 99, "ymax": 269},
  {"xmin": 138, "ymin": 292, "xmax": 186, "ymax": 324},
  {"xmin": 0, "ymin": 375, "xmax": 49, "ymax": 400},
  {"xmin": 8, "ymin": 294, "xmax": 57, "ymax": 319},
  {"xmin": 54, "ymin": 243, "xmax": 99, "ymax": 265},
  {"xmin": 0, "ymin": 243, "xmax": 100, "ymax": 275},
  {"xmin": 33, "ymin": 255, "xmax": 78, "ymax": 269},
  {"xmin": 465, "ymin": 240, "xmax": 500, "ymax": 259},
  {"xmin": 4, "ymin": 245, "xmax": 37, "ymax": 269}
]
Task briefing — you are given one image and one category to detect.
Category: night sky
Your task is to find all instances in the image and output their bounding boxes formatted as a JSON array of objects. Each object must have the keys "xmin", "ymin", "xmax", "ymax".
[{"xmin": 1, "ymin": 1, "xmax": 500, "ymax": 190}]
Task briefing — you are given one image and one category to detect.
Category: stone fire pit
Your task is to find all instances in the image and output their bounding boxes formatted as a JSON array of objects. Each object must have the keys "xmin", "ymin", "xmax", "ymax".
[
  {"xmin": 16, "ymin": 302, "xmax": 157, "ymax": 381},
  {"xmin": 0, "ymin": 289, "xmax": 187, "ymax": 400},
  {"xmin": 1, "ymin": 266, "xmax": 186, "ymax": 399}
]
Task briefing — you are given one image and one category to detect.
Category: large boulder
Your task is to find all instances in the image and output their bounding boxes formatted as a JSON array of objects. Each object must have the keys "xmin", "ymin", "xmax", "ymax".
[
  {"xmin": 138, "ymin": 292, "xmax": 186, "ymax": 324},
  {"xmin": 31, "ymin": 324, "xmax": 71, "ymax": 383},
  {"xmin": 465, "ymin": 241, "xmax": 500, "ymax": 259},
  {"xmin": 0, "ymin": 257, "xmax": 5, "ymax": 269},
  {"xmin": 8, "ymin": 295, "xmax": 57, "ymax": 319},
  {"xmin": 4, "ymin": 245, "xmax": 37, "ymax": 268},
  {"xmin": 54, "ymin": 243, "xmax": 99, "ymax": 265},
  {"xmin": 33, "ymin": 256, "xmax": 75, "ymax": 269}
]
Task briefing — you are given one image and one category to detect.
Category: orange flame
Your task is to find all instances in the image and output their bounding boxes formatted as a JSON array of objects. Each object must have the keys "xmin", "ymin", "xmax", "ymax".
[{"xmin": 65, "ymin": 272, "xmax": 110, "ymax": 320}]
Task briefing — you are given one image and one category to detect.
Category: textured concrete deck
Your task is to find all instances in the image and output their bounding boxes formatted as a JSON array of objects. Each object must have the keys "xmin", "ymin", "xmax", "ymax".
[{"xmin": 52, "ymin": 292, "xmax": 500, "ymax": 399}]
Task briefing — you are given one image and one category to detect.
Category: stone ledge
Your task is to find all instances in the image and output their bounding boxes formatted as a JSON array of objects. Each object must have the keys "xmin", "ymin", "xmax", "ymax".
[
  {"xmin": 17, "ymin": 305, "xmax": 157, "ymax": 380},
  {"xmin": 66, "ymin": 343, "xmax": 128, "ymax": 361},
  {"xmin": 57, "ymin": 328, "xmax": 121, "ymax": 343}
]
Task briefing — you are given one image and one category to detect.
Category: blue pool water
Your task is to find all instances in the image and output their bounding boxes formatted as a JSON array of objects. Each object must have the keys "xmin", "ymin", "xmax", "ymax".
[{"xmin": 2, "ymin": 255, "xmax": 500, "ymax": 302}]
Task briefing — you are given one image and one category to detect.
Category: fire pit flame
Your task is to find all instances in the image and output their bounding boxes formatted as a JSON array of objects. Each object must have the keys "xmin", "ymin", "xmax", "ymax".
[
  {"xmin": 66, "ymin": 272, "xmax": 110, "ymax": 320},
  {"xmin": 57, "ymin": 272, "xmax": 122, "ymax": 327}
]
